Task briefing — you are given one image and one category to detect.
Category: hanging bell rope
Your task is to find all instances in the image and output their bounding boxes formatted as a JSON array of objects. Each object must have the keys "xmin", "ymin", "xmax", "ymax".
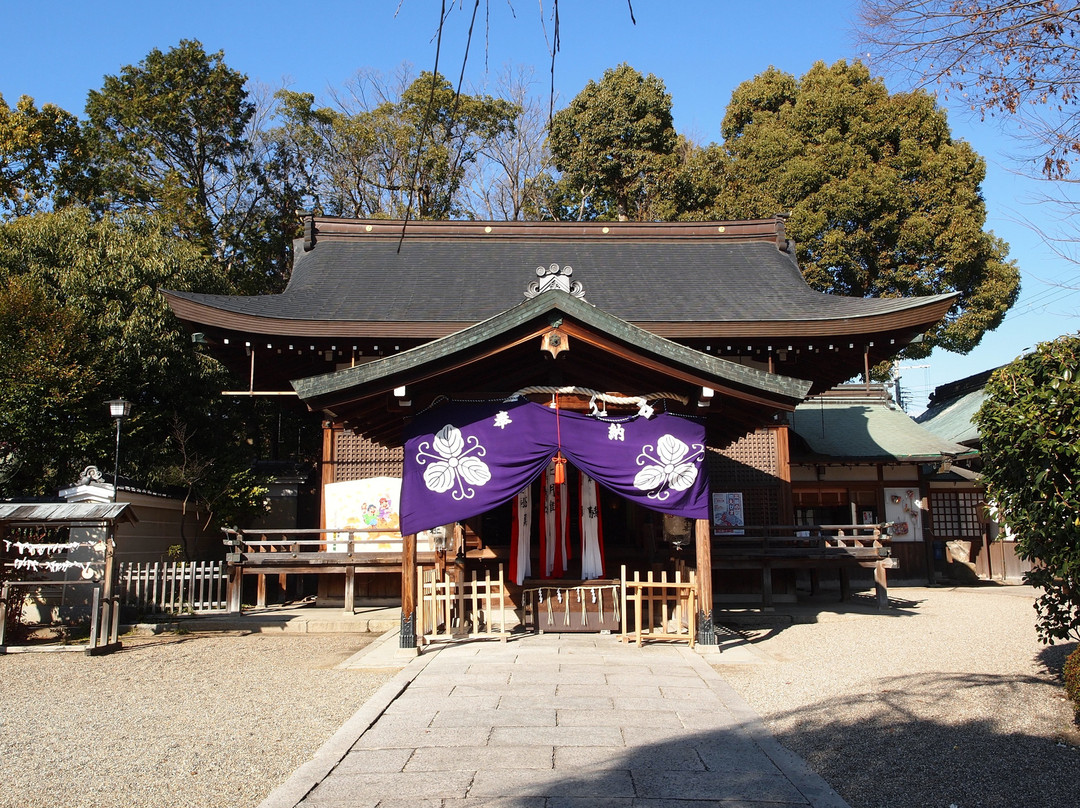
[{"xmin": 553, "ymin": 391, "xmax": 567, "ymax": 485}]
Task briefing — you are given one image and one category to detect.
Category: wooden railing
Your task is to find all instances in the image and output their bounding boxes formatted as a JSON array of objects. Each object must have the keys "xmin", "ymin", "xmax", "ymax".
[
  {"xmin": 711, "ymin": 523, "xmax": 896, "ymax": 608},
  {"xmin": 712, "ymin": 523, "xmax": 891, "ymax": 550},
  {"xmin": 222, "ymin": 527, "xmax": 439, "ymax": 613},
  {"xmin": 222, "ymin": 527, "xmax": 432, "ymax": 561}
]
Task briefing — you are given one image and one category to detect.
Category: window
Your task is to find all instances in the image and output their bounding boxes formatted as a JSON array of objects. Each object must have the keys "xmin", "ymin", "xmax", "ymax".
[{"xmin": 930, "ymin": 491, "xmax": 984, "ymax": 538}]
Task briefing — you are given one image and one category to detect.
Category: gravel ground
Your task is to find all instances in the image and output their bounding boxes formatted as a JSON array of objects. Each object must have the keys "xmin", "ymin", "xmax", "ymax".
[
  {"xmin": 0, "ymin": 632, "xmax": 393, "ymax": 808},
  {"xmin": 716, "ymin": 584, "xmax": 1080, "ymax": 808},
  {"xmin": 1, "ymin": 585, "xmax": 1076, "ymax": 808}
]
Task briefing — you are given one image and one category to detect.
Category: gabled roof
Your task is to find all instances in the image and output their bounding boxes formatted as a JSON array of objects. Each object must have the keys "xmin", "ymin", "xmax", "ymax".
[
  {"xmin": 790, "ymin": 385, "xmax": 975, "ymax": 463},
  {"xmin": 0, "ymin": 502, "xmax": 138, "ymax": 526},
  {"xmin": 293, "ymin": 290, "xmax": 813, "ymax": 447},
  {"xmin": 916, "ymin": 367, "xmax": 1000, "ymax": 447}
]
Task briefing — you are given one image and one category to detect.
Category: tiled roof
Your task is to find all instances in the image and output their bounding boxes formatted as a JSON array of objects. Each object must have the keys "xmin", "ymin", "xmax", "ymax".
[{"xmin": 166, "ymin": 217, "xmax": 955, "ymax": 328}]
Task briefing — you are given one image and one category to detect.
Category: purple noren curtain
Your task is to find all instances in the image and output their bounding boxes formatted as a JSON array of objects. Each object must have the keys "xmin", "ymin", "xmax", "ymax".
[{"xmin": 401, "ymin": 399, "xmax": 708, "ymax": 536}]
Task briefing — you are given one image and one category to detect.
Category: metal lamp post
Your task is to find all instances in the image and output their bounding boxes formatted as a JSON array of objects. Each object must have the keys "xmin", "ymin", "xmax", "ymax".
[{"xmin": 106, "ymin": 399, "xmax": 132, "ymax": 502}]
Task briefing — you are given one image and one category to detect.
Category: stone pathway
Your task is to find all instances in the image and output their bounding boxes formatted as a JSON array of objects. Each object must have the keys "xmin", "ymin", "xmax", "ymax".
[{"xmin": 260, "ymin": 632, "xmax": 849, "ymax": 808}]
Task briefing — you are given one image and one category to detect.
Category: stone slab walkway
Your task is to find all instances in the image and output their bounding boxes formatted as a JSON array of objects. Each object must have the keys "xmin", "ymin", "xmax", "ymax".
[{"xmin": 259, "ymin": 633, "xmax": 849, "ymax": 808}]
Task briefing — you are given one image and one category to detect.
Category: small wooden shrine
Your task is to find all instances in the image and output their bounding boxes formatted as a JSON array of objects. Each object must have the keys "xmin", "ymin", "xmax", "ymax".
[{"xmin": 0, "ymin": 502, "xmax": 137, "ymax": 654}]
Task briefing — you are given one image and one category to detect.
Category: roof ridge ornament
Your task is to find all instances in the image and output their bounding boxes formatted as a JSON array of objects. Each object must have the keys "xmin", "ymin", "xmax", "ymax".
[{"xmin": 525, "ymin": 263, "xmax": 586, "ymax": 301}]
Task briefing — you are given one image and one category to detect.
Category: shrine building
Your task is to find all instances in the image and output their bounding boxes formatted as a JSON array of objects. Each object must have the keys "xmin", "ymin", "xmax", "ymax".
[{"xmin": 165, "ymin": 215, "xmax": 957, "ymax": 647}]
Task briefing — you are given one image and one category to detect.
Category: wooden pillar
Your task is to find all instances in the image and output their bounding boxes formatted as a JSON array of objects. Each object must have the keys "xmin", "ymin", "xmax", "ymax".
[
  {"xmin": 774, "ymin": 425, "xmax": 794, "ymax": 524},
  {"xmin": 0, "ymin": 582, "xmax": 9, "ymax": 649},
  {"xmin": 694, "ymin": 518, "xmax": 715, "ymax": 645},
  {"xmin": 400, "ymin": 532, "xmax": 417, "ymax": 649},
  {"xmin": 101, "ymin": 530, "xmax": 117, "ymax": 601},
  {"xmin": 343, "ymin": 566, "xmax": 355, "ymax": 614},
  {"xmin": 320, "ymin": 422, "xmax": 335, "ymax": 527},
  {"xmin": 761, "ymin": 563, "xmax": 774, "ymax": 610},
  {"xmin": 453, "ymin": 523, "xmax": 467, "ymax": 637},
  {"xmin": 228, "ymin": 565, "xmax": 243, "ymax": 613},
  {"xmin": 874, "ymin": 560, "xmax": 889, "ymax": 609}
]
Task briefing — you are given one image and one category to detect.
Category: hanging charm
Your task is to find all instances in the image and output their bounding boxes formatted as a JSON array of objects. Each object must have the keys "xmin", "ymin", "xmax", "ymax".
[{"xmin": 553, "ymin": 451, "xmax": 567, "ymax": 485}]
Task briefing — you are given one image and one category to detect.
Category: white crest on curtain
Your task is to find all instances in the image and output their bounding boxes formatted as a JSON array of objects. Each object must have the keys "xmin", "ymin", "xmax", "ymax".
[
  {"xmin": 415, "ymin": 424, "xmax": 491, "ymax": 500},
  {"xmin": 634, "ymin": 434, "xmax": 705, "ymax": 501}
]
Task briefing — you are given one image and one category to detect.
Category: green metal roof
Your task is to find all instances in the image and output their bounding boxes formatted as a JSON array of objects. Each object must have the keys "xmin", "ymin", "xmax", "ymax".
[
  {"xmin": 293, "ymin": 290, "xmax": 812, "ymax": 406},
  {"xmin": 915, "ymin": 386, "xmax": 985, "ymax": 446},
  {"xmin": 791, "ymin": 387, "xmax": 975, "ymax": 462},
  {"xmin": 915, "ymin": 368, "xmax": 1000, "ymax": 447}
]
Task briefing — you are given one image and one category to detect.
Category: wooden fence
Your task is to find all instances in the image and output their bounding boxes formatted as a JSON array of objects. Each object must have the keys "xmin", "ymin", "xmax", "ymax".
[
  {"xmin": 620, "ymin": 566, "xmax": 697, "ymax": 647},
  {"xmin": 417, "ymin": 564, "xmax": 509, "ymax": 646},
  {"xmin": 117, "ymin": 561, "xmax": 228, "ymax": 614}
]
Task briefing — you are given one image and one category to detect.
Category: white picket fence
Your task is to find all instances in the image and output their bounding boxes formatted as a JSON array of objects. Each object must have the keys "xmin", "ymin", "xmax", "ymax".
[{"xmin": 117, "ymin": 561, "xmax": 229, "ymax": 614}]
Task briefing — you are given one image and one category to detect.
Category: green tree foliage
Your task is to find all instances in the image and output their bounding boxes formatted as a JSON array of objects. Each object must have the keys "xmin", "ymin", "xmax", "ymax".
[
  {"xmin": 274, "ymin": 69, "xmax": 519, "ymax": 220},
  {"xmin": 0, "ymin": 276, "xmax": 97, "ymax": 492},
  {"xmin": 547, "ymin": 63, "xmax": 677, "ymax": 221},
  {"xmin": 698, "ymin": 60, "xmax": 1019, "ymax": 357},
  {"xmin": 975, "ymin": 334, "xmax": 1080, "ymax": 644},
  {"xmin": 82, "ymin": 40, "xmax": 279, "ymax": 288},
  {"xmin": 0, "ymin": 208, "xmax": 265, "ymax": 527},
  {"xmin": 0, "ymin": 93, "xmax": 84, "ymax": 219}
]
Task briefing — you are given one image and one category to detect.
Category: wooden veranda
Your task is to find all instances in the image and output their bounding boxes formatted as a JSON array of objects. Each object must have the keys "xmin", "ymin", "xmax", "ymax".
[{"xmin": 221, "ymin": 519, "xmax": 896, "ymax": 644}]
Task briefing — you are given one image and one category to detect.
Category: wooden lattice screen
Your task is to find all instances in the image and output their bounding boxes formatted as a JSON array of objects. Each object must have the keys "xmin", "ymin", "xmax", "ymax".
[
  {"xmin": 707, "ymin": 427, "xmax": 785, "ymax": 525},
  {"xmin": 330, "ymin": 429, "xmax": 403, "ymax": 483}
]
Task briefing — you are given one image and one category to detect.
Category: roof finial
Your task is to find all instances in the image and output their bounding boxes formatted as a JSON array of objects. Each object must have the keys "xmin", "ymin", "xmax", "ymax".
[{"xmin": 525, "ymin": 263, "xmax": 586, "ymax": 300}]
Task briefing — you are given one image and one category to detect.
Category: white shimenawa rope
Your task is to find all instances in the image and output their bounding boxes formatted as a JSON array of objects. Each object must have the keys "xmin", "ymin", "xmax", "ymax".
[{"xmin": 511, "ymin": 385, "xmax": 689, "ymax": 407}]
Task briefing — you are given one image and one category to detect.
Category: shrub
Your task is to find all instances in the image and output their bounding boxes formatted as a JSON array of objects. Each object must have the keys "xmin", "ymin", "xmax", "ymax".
[
  {"xmin": 1065, "ymin": 646, "xmax": 1080, "ymax": 715},
  {"xmin": 975, "ymin": 335, "xmax": 1080, "ymax": 643}
]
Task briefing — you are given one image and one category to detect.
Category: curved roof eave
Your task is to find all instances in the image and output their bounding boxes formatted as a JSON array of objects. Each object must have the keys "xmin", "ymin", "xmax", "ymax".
[
  {"xmin": 164, "ymin": 289, "xmax": 957, "ymax": 341},
  {"xmin": 292, "ymin": 291, "xmax": 813, "ymax": 410}
]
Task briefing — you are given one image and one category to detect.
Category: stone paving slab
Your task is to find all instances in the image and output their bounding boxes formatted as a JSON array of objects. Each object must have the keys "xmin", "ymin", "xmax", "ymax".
[
  {"xmin": 258, "ymin": 634, "xmax": 851, "ymax": 808},
  {"xmin": 404, "ymin": 745, "xmax": 555, "ymax": 772}
]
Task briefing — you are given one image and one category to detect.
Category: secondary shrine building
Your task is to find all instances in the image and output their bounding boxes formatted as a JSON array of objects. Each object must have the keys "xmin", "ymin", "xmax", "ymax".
[{"xmin": 166, "ymin": 215, "xmax": 956, "ymax": 643}]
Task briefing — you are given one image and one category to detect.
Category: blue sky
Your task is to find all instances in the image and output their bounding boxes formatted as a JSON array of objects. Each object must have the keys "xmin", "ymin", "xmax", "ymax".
[{"xmin": 3, "ymin": 0, "xmax": 1076, "ymax": 411}]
